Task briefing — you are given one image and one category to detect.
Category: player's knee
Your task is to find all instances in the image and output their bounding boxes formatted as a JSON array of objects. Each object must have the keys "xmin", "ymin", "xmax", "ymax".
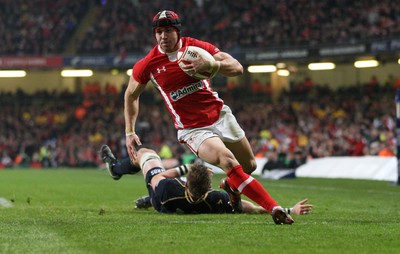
[
  {"xmin": 218, "ymin": 151, "xmax": 239, "ymax": 171},
  {"xmin": 217, "ymin": 151, "xmax": 257, "ymax": 174},
  {"xmin": 138, "ymin": 149, "xmax": 162, "ymax": 170},
  {"xmin": 229, "ymin": 158, "xmax": 256, "ymax": 174},
  {"xmin": 137, "ymin": 148, "xmax": 157, "ymax": 159},
  {"xmin": 243, "ymin": 159, "xmax": 257, "ymax": 174}
]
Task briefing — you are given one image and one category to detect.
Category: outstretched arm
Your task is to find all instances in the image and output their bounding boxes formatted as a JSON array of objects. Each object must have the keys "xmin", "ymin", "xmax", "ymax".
[
  {"xmin": 242, "ymin": 200, "xmax": 268, "ymax": 214},
  {"xmin": 242, "ymin": 199, "xmax": 313, "ymax": 215},
  {"xmin": 124, "ymin": 76, "xmax": 146, "ymax": 161},
  {"xmin": 155, "ymin": 164, "xmax": 192, "ymax": 179}
]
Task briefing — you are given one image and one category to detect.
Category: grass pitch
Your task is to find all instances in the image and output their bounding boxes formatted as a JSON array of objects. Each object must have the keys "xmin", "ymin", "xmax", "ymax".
[{"xmin": 0, "ymin": 168, "xmax": 399, "ymax": 254}]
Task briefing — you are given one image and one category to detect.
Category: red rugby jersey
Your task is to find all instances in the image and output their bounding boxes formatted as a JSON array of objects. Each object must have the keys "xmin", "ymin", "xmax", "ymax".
[{"xmin": 132, "ymin": 37, "xmax": 224, "ymax": 129}]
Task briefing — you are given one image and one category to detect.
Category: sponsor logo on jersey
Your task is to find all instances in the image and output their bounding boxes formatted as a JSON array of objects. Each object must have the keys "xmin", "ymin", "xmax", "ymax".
[{"xmin": 170, "ymin": 81, "xmax": 204, "ymax": 101}]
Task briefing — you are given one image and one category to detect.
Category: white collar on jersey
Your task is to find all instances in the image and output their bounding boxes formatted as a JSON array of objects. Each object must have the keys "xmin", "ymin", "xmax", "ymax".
[{"xmin": 158, "ymin": 39, "xmax": 182, "ymax": 61}]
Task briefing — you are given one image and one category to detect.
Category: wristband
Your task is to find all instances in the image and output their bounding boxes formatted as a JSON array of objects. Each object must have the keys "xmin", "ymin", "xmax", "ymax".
[
  {"xmin": 207, "ymin": 61, "xmax": 214, "ymax": 72},
  {"xmin": 126, "ymin": 131, "xmax": 136, "ymax": 137},
  {"xmin": 175, "ymin": 164, "xmax": 192, "ymax": 176},
  {"xmin": 214, "ymin": 61, "xmax": 221, "ymax": 72},
  {"xmin": 284, "ymin": 208, "xmax": 293, "ymax": 215},
  {"xmin": 210, "ymin": 61, "xmax": 221, "ymax": 78}
]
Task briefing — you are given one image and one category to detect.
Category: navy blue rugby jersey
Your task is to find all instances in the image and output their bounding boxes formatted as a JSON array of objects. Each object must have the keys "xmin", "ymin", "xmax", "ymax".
[{"xmin": 155, "ymin": 178, "xmax": 234, "ymax": 214}]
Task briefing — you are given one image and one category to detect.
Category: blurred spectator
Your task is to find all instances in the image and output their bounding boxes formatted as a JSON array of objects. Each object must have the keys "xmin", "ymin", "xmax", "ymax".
[
  {"xmin": 0, "ymin": 151, "xmax": 13, "ymax": 168},
  {"xmin": 261, "ymin": 150, "xmax": 285, "ymax": 174},
  {"xmin": 159, "ymin": 143, "xmax": 173, "ymax": 160},
  {"xmin": 393, "ymin": 77, "xmax": 400, "ymax": 91},
  {"xmin": 251, "ymin": 79, "xmax": 263, "ymax": 95},
  {"xmin": 286, "ymin": 150, "xmax": 306, "ymax": 169}
]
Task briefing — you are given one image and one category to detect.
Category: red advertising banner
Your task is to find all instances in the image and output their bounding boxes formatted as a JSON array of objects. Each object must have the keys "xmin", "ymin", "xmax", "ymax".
[{"xmin": 0, "ymin": 56, "xmax": 63, "ymax": 68}]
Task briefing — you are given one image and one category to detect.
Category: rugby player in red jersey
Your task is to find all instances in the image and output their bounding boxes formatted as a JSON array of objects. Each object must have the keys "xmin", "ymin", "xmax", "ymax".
[{"xmin": 122, "ymin": 10, "xmax": 308, "ymax": 224}]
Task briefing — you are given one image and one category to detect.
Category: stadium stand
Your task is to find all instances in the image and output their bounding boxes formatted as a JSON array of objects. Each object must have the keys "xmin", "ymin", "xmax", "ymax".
[
  {"xmin": 75, "ymin": 0, "xmax": 400, "ymax": 54},
  {"xmin": 0, "ymin": 0, "xmax": 90, "ymax": 55},
  {"xmin": 0, "ymin": 0, "xmax": 398, "ymax": 168},
  {"xmin": 0, "ymin": 80, "xmax": 395, "ymax": 168},
  {"xmin": 1, "ymin": 0, "xmax": 399, "ymax": 55}
]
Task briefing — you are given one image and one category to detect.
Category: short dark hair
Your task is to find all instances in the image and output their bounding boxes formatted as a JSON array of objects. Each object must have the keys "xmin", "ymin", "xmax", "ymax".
[{"xmin": 186, "ymin": 163, "xmax": 212, "ymax": 200}]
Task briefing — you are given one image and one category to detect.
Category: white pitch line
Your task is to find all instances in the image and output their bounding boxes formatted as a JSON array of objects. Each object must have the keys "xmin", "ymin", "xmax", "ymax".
[
  {"xmin": 268, "ymin": 182, "xmax": 400, "ymax": 195},
  {"xmin": 140, "ymin": 220, "xmax": 268, "ymax": 225}
]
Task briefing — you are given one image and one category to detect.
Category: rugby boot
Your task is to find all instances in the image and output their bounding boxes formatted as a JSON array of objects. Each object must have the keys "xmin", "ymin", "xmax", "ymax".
[
  {"xmin": 134, "ymin": 195, "xmax": 152, "ymax": 209},
  {"xmin": 219, "ymin": 177, "xmax": 243, "ymax": 213},
  {"xmin": 100, "ymin": 144, "xmax": 121, "ymax": 180},
  {"xmin": 272, "ymin": 206, "xmax": 294, "ymax": 225}
]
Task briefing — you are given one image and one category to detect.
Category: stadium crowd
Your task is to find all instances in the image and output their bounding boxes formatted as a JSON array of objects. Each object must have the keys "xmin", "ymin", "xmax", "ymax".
[
  {"xmin": 0, "ymin": 0, "xmax": 90, "ymax": 55},
  {"xmin": 0, "ymin": 79, "xmax": 396, "ymax": 169},
  {"xmin": 77, "ymin": 0, "xmax": 400, "ymax": 54},
  {"xmin": 1, "ymin": 0, "xmax": 399, "ymax": 55},
  {"xmin": 0, "ymin": 0, "xmax": 398, "ymax": 169}
]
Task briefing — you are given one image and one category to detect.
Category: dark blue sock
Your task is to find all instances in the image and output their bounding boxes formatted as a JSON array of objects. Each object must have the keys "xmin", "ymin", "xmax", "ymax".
[{"xmin": 113, "ymin": 158, "xmax": 141, "ymax": 175}]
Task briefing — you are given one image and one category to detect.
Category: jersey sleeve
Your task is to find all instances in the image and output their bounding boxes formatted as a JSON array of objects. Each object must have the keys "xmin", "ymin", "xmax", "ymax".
[{"xmin": 132, "ymin": 57, "xmax": 151, "ymax": 84}]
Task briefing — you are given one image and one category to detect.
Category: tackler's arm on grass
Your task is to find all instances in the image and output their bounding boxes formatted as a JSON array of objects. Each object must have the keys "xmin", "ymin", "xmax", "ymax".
[{"xmin": 242, "ymin": 199, "xmax": 313, "ymax": 215}]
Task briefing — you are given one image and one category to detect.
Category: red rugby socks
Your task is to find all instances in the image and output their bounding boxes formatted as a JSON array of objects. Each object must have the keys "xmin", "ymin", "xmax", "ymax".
[{"xmin": 227, "ymin": 165, "xmax": 278, "ymax": 213}]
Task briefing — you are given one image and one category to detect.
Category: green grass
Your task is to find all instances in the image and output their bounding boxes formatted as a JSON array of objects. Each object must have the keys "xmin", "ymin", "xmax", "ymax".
[{"xmin": 1, "ymin": 168, "xmax": 399, "ymax": 254}]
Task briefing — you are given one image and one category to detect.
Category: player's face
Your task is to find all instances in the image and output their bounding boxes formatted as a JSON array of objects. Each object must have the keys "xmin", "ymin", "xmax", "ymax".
[{"xmin": 155, "ymin": 27, "xmax": 179, "ymax": 53}]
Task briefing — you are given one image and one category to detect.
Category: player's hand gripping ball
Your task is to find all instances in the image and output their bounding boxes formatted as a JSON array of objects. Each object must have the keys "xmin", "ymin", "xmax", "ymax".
[{"xmin": 177, "ymin": 46, "xmax": 216, "ymax": 79}]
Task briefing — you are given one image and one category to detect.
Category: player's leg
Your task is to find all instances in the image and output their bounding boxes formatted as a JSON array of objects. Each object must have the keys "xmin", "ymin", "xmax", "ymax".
[
  {"xmin": 138, "ymin": 148, "xmax": 178, "ymax": 213},
  {"xmin": 142, "ymin": 165, "xmax": 164, "ymax": 212},
  {"xmin": 218, "ymin": 105, "xmax": 257, "ymax": 174},
  {"xmin": 137, "ymin": 148, "xmax": 164, "ymax": 179},
  {"xmin": 198, "ymin": 137, "xmax": 278, "ymax": 212},
  {"xmin": 134, "ymin": 148, "xmax": 191, "ymax": 209},
  {"xmin": 198, "ymin": 137, "xmax": 293, "ymax": 224},
  {"xmin": 100, "ymin": 144, "xmax": 140, "ymax": 180},
  {"xmin": 224, "ymin": 136, "xmax": 257, "ymax": 174}
]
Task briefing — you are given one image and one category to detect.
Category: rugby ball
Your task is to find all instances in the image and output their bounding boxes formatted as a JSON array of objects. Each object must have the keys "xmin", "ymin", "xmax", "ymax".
[{"xmin": 177, "ymin": 46, "xmax": 215, "ymax": 79}]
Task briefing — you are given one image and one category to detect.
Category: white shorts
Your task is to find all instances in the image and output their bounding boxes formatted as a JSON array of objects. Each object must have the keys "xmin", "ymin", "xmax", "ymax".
[{"xmin": 177, "ymin": 105, "xmax": 245, "ymax": 155}]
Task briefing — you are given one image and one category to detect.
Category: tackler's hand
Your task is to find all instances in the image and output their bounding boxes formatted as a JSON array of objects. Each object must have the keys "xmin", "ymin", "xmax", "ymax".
[{"xmin": 291, "ymin": 199, "xmax": 313, "ymax": 216}]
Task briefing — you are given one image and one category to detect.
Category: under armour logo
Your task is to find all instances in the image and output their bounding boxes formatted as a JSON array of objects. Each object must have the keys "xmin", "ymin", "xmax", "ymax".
[{"xmin": 157, "ymin": 66, "xmax": 166, "ymax": 73}]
